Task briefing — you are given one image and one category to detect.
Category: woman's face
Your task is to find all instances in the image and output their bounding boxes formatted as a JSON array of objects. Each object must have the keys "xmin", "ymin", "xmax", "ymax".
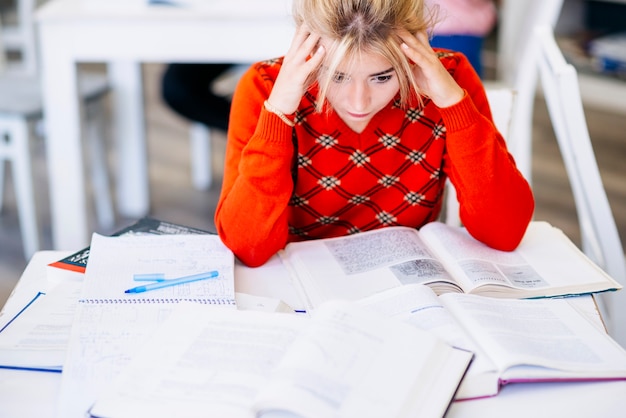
[{"xmin": 323, "ymin": 49, "xmax": 400, "ymax": 133}]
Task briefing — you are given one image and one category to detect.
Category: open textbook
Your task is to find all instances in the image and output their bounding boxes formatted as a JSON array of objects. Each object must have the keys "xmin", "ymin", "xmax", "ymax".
[
  {"xmin": 358, "ymin": 284, "xmax": 626, "ymax": 400},
  {"xmin": 0, "ymin": 251, "xmax": 83, "ymax": 373},
  {"xmin": 280, "ymin": 221, "xmax": 622, "ymax": 310},
  {"xmin": 88, "ymin": 301, "xmax": 472, "ymax": 418},
  {"xmin": 0, "ymin": 281, "xmax": 80, "ymax": 372}
]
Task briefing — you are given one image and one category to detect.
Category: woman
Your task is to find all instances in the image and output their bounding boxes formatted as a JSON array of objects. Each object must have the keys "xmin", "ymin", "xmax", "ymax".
[{"xmin": 215, "ymin": 0, "xmax": 534, "ymax": 267}]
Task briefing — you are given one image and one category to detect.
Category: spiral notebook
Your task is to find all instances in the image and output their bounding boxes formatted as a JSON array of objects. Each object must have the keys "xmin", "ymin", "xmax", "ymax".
[
  {"xmin": 58, "ymin": 232, "xmax": 237, "ymax": 417},
  {"xmin": 80, "ymin": 233, "xmax": 236, "ymax": 305}
]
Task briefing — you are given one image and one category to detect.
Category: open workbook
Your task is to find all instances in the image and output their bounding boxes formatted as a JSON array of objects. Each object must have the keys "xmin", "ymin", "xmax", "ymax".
[
  {"xmin": 88, "ymin": 300, "xmax": 472, "ymax": 418},
  {"xmin": 280, "ymin": 221, "xmax": 622, "ymax": 310},
  {"xmin": 358, "ymin": 283, "xmax": 626, "ymax": 400}
]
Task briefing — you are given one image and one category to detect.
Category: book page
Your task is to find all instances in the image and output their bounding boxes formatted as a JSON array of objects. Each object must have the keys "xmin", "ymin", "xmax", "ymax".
[
  {"xmin": 254, "ymin": 300, "xmax": 471, "ymax": 418},
  {"xmin": 88, "ymin": 304, "xmax": 304, "ymax": 418},
  {"xmin": 57, "ymin": 303, "xmax": 179, "ymax": 418},
  {"xmin": 441, "ymin": 293, "xmax": 626, "ymax": 381},
  {"xmin": 81, "ymin": 233, "xmax": 236, "ymax": 304},
  {"xmin": 357, "ymin": 284, "xmax": 500, "ymax": 399},
  {"xmin": 419, "ymin": 221, "xmax": 621, "ymax": 298},
  {"xmin": 281, "ymin": 227, "xmax": 462, "ymax": 309},
  {"xmin": 89, "ymin": 301, "xmax": 470, "ymax": 418},
  {"xmin": 0, "ymin": 280, "xmax": 81, "ymax": 371},
  {"xmin": 235, "ymin": 255, "xmax": 306, "ymax": 312},
  {"xmin": 0, "ymin": 251, "xmax": 71, "ymax": 328}
]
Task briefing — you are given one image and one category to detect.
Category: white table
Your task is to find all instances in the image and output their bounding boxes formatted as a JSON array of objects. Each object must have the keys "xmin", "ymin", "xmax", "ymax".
[
  {"xmin": 2, "ymin": 251, "xmax": 626, "ymax": 417},
  {"xmin": 4, "ymin": 371, "xmax": 625, "ymax": 418},
  {"xmin": 36, "ymin": 0, "xmax": 294, "ymax": 250}
]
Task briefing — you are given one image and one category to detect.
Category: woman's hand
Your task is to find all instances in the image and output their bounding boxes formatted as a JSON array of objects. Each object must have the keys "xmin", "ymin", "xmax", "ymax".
[
  {"xmin": 267, "ymin": 24, "xmax": 325, "ymax": 115},
  {"xmin": 397, "ymin": 30, "xmax": 464, "ymax": 108}
]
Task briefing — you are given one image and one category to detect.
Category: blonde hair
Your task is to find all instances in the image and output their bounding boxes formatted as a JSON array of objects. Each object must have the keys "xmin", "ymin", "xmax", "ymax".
[{"xmin": 293, "ymin": 0, "xmax": 434, "ymax": 111}]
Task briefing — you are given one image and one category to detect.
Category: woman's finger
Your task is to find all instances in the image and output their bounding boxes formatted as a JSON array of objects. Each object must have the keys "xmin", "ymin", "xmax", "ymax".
[
  {"xmin": 398, "ymin": 30, "xmax": 436, "ymax": 66},
  {"xmin": 285, "ymin": 25, "xmax": 321, "ymax": 64},
  {"xmin": 268, "ymin": 27, "xmax": 325, "ymax": 113},
  {"xmin": 286, "ymin": 24, "xmax": 312, "ymax": 55}
]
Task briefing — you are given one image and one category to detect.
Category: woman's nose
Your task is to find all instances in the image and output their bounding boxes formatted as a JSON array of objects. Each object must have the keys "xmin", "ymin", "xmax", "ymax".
[{"xmin": 346, "ymin": 82, "xmax": 370, "ymax": 112}]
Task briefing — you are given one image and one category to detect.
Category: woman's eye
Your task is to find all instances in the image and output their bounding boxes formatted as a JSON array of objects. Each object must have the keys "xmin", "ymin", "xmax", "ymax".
[
  {"xmin": 373, "ymin": 74, "xmax": 393, "ymax": 83},
  {"xmin": 332, "ymin": 73, "xmax": 349, "ymax": 83}
]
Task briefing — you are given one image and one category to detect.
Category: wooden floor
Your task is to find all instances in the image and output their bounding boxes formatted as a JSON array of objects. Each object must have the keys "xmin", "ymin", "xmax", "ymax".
[{"xmin": 1, "ymin": 63, "xmax": 625, "ymax": 308}]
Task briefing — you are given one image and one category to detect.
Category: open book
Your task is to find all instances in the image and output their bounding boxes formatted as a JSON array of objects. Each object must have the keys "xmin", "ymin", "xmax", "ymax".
[
  {"xmin": 0, "ymin": 282, "xmax": 80, "ymax": 372},
  {"xmin": 0, "ymin": 251, "xmax": 84, "ymax": 373},
  {"xmin": 358, "ymin": 283, "xmax": 626, "ymax": 400},
  {"xmin": 280, "ymin": 221, "xmax": 622, "ymax": 310},
  {"xmin": 88, "ymin": 300, "xmax": 472, "ymax": 418}
]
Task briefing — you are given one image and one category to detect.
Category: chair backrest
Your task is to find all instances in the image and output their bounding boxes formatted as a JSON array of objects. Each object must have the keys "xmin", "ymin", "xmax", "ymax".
[
  {"xmin": 443, "ymin": 86, "xmax": 515, "ymax": 227},
  {"xmin": 490, "ymin": 0, "xmax": 564, "ymax": 184},
  {"xmin": 535, "ymin": 25, "xmax": 626, "ymax": 345},
  {"xmin": 496, "ymin": 0, "xmax": 564, "ymax": 86},
  {"xmin": 485, "ymin": 87, "xmax": 515, "ymax": 139}
]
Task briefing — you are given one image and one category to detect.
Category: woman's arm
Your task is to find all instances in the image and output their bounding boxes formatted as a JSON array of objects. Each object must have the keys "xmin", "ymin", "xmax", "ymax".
[
  {"xmin": 440, "ymin": 54, "xmax": 534, "ymax": 250},
  {"xmin": 216, "ymin": 26, "xmax": 325, "ymax": 267},
  {"xmin": 398, "ymin": 30, "xmax": 533, "ymax": 249},
  {"xmin": 214, "ymin": 64, "xmax": 295, "ymax": 267}
]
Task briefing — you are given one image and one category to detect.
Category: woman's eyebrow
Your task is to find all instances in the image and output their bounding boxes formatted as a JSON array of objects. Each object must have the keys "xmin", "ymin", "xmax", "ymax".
[{"xmin": 369, "ymin": 67, "xmax": 395, "ymax": 77}]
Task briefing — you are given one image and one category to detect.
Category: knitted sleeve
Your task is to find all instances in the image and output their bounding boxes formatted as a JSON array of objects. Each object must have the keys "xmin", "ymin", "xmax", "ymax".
[
  {"xmin": 214, "ymin": 61, "xmax": 295, "ymax": 267},
  {"xmin": 438, "ymin": 54, "xmax": 535, "ymax": 251}
]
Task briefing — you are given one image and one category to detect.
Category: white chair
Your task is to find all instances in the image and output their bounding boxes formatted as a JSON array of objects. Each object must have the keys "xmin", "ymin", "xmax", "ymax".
[
  {"xmin": 486, "ymin": 0, "xmax": 564, "ymax": 184},
  {"xmin": 0, "ymin": 0, "xmax": 113, "ymax": 259},
  {"xmin": 445, "ymin": 0, "xmax": 564, "ymax": 226},
  {"xmin": 535, "ymin": 25, "xmax": 626, "ymax": 346},
  {"xmin": 189, "ymin": 122, "xmax": 214, "ymax": 190},
  {"xmin": 443, "ymin": 86, "xmax": 515, "ymax": 227}
]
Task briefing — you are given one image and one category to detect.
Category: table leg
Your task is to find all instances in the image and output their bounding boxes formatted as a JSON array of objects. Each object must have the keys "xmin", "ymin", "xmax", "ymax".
[
  {"xmin": 108, "ymin": 61, "xmax": 150, "ymax": 219},
  {"xmin": 39, "ymin": 31, "xmax": 89, "ymax": 250}
]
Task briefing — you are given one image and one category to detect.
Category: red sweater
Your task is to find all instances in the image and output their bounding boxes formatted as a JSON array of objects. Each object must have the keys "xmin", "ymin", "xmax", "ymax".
[{"xmin": 215, "ymin": 51, "xmax": 534, "ymax": 266}]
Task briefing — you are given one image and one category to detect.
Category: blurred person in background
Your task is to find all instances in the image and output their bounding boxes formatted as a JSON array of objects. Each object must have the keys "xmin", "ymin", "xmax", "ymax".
[
  {"xmin": 161, "ymin": 63, "xmax": 234, "ymax": 132},
  {"xmin": 426, "ymin": 0, "xmax": 498, "ymax": 77}
]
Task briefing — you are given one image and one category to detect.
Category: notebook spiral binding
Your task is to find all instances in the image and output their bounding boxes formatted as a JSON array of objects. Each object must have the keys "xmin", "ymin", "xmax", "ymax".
[{"xmin": 79, "ymin": 298, "xmax": 237, "ymax": 305}]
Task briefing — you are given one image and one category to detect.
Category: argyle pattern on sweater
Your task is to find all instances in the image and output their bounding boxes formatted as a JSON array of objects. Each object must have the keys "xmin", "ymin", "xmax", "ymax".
[{"xmin": 287, "ymin": 90, "xmax": 450, "ymax": 241}]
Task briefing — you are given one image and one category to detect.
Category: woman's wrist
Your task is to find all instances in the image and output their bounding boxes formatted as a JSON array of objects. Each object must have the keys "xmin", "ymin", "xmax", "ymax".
[{"xmin": 264, "ymin": 100, "xmax": 295, "ymax": 127}]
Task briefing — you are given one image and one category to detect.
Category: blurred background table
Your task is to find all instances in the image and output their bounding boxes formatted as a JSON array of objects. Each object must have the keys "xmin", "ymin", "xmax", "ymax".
[{"xmin": 36, "ymin": 0, "xmax": 294, "ymax": 250}]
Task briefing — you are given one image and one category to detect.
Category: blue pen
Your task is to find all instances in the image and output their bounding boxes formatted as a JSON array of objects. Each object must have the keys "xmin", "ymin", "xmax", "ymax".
[
  {"xmin": 124, "ymin": 270, "xmax": 219, "ymax": 294},
  {"xmin": 133, "ymin": 273, "xmax": 166, "ymax": 282}
]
